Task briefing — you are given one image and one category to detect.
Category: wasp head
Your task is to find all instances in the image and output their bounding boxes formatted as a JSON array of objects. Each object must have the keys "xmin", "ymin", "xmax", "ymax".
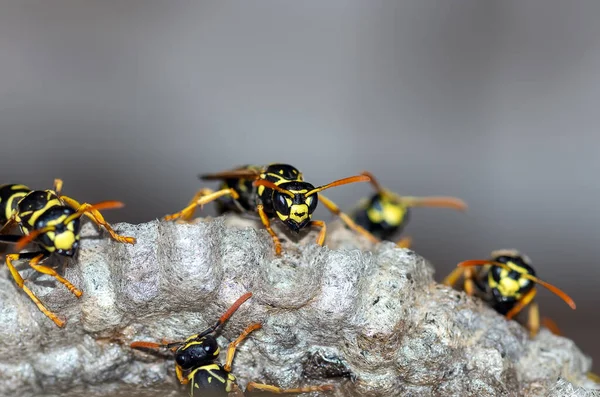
[
  {"xmin": 175, "ymin": 335, "xmax": 220, "ymax": 370},
  {"xmin": 32, "ymin": 206, "xmax": 81, "ymax": 256},
  {"xmin": 272, "ymin": 181, "xmax": 319, "ymax": 232}
]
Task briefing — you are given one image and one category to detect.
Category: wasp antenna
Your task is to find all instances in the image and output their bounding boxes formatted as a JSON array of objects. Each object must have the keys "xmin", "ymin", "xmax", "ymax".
[
  {"xmin": 400, "ymin": 196, "xmax": 468, "ymax": 211},
  {"xmin": 359, "ymin": 171, "xmax": 385, "ymax": 194},
  {"xmin": 63, "ymin": 200, "xmax": 126, "ymax": 225},
  {"xmin": 519, "ymin": 273, "xmax": 576, "ymax": 310},
  {"xmin": 252, "ymin": 180, "xmax": 294, "ymax": 198},
  {"xmin": 457, "ymin": 259, "xmax": 495, "ymax": 268},
  {"xmin": 305, "ymin": 174, "xmax": 371, "ymax": 197},
  {"xmin": 15, "ymin": 226, "xmax": 55, "ymax": 251},
  {"xmin": 130, "ymin": 341, "xmax": 166, "ymax": 350},
  {"xmin": 197, "ymin": 292, "xmax": 253, "ymax": 338}
]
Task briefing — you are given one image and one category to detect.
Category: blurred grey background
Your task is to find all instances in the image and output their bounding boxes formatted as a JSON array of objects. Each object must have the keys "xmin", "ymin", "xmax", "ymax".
[{"xmin": 0, "ymin": 0, "xmax": 598, "ymax": 371}]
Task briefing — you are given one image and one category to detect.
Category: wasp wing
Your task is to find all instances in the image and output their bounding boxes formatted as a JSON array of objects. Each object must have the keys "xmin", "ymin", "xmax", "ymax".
[
  {"xmin": 0, "ymin": 235, "xmax": 25, "ymax": 244},
  {"xmin": 199, "ymin": 166, "xmax": 262, "ymax": 181}
]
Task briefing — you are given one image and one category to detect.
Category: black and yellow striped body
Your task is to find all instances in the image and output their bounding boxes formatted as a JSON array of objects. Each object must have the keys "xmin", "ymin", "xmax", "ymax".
[
  {"xmin": 472, "ymin": 252, "xmax": 536, "ymax": 315},
  {"xmin": 188, "ymin": 364, "xmax": 237, "ymax": 397},
  {"xmin": 0, "ymin": 184, "xmax": 32, "ymax": 226},
  {"xmin": 0, "ymin": 185, "xmax": 80, "ymax": 256},
  {"xmin": 352, "ymin": 193, "xmax": 410, "ymax": 241},
  {"xmin": 205, "ymin": 163, "xmax": 319, "ymax": 232}
]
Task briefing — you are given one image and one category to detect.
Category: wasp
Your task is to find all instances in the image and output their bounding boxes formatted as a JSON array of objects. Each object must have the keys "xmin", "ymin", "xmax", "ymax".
[
  {"xmin": 344, "ymin": 172, "xmax": 468, "ymax": 248},
  {"xmin": 164, "ymin": 163, "xmax": 379, "ymax": 255},
  {"xmin": 0, "ymin": 179, "xmax": 136, "ymax": 327},
  {"xmin": 131, "ymin": 292, "xmax": 334, "ymax": 396},
  {"xmin": 442, "ymin": 249, "xmax": 576, "ymax": 337}
]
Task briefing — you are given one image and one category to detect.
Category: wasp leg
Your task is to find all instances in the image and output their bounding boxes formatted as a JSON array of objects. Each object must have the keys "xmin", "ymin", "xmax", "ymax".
[
  {"xmin": 506, "ymin": 288, "xmax": 537, "ymax": 320},
  {"xmin": 587, "ymin": 372, "xmax": 600, "ymax": 383},
  {"xmin": 541, "ymin": 317, "xmax": 563, "ymax": 336},
  {"xmin": 224, "ymin": 323, "xmax": 262, "ymax": 372},
  {"xmin": 310, "ymin": 220, "xmax": 327, "ymax": 246},
  {"xmin": 245, "ymin": 382, "xmax": 334, "ymax": 394},
  {"xmin": 5, "ymin": 253, "xmax": 66, "ymax": 327},
  {"xmin": 396, "ymin": 237, "xmax": 412, "ymax": 248},
  {"xmin": 28, "ymin": 253, "xmax": 82, "ymax": 298},
  {"xmin": 59, "ymin": 195, "xmax": 136, "ymax": 245},
  {"xmin": 317, "ymin": 194, "xmax": 379, "ymax": 244},
  {"xmin": 463, "ymin": 268, "xmax": 477, "ymax": 296},
  {"xmin": 164, "ymin": 188, "xmax": 239, "ymax": 221},
  {"xmin": 257, "ymin": 204, "xmax": 282, "ymax": 256},
  {"xmin": 178, "ymin": 188, "xmax": 216, "ymax": 221},
  {"xmin": 527, "ymin": 301, "xmax": 540, "ymax": 338},
  {"xmin": 176, "ymin": 365, "xmax": 188, "ymax": 385},
  {"xmin": 53, "ymin": 178, "xmax": 63, "ymax": 195},
  {"xmin": 442, "ymin": 267, "xmax": 466, "ymax": 287}
]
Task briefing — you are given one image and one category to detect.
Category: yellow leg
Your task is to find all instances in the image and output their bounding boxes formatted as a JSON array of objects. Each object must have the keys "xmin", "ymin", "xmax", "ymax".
[
  {"xmin": 59, "ymin": 195, "xmax": 136, "ymax": 245},
  {"xmin": 442, "ymin": 267, "xmax": 466, "ymax": 287},
  {"xmin": 318, "ymin": 194, "xmax": 379, "ymax": 244},
  {"xmin": 310, "ymin": 220, "xmax": 327, "ymax": 246},
  {"xmin": 396, "ymin": 236, "xmax": 412, "ymax": 248},
  {"xmin": 164, "ymin": 188, "xmax": 239, "ymax": 221},
  {"xmin": 246, "ymin": 382, "xmax": 334, "ymax": 394},
  {"xmin": 176, "ymin": 365, "xmax": 188, "ymax": 385},
  {"xmin": 28, "ymin": 254, "xmax": 82, "ymax": 298},
  {"xmin": 587, "ymin": 372, "xmax": 600, "ymax": 383},
  {"xmin": 179, "ymin": 188, "xmax": 215, "ymax": 221},
  {"xmin": 464, "ymin": 268, "xmax": 476, "ymax": 296},
  {"xmin": 527, "ymin": 302, "xmax": 540, "ymax": 338},
  {"xmin": 224, "ymin": 323, "xmax": 262, "ymax": 372},
  {"xmin": 506, "ymin": 288, "xmax": 537, "ymax": 320},
  {"xmin": 5, "ymin": 254, "xmax": 65, "ymax": 327},
  {"xmin": 257, "ymin": 204, "xmax": 282, "ymax": 256}
]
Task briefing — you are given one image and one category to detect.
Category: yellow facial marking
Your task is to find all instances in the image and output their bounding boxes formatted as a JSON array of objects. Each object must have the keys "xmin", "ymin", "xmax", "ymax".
[
  {"xmin": 290, "ymin": 204, "xmax": 309, "ymax": 223},
  {"xmin": 488, "ymin": 261, "xmax": 529, "ymax": 299},
  {"xmin": 381, "ymin": 203, "xmax": 406, "ymax": 226},
  {"xmin": 497, "ymin": 277, "xmax": 521, "ymax": 298},
  {"xmin": 54, "ymin": 231, "xmax": 76, "ymax": 251},
  {"xmin": 276, "ymin": 211, "xmax": 289, "ymax": 221},
  {"xmin": 367, "ymin": 197, "xmax": 407, "ymax": 226},
  {"xmin": 258, "ymin": 185, "xmax": 265, "ymax": 196}
]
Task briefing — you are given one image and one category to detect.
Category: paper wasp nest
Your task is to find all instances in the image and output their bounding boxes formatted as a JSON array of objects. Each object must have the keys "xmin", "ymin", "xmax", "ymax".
[{"xmin": 0, "ymin": 215, "xmax": 597, "ymax": 397}]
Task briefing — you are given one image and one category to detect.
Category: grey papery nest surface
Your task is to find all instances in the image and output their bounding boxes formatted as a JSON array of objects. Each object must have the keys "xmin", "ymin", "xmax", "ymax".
[{"xmin": 0, "ymin": 215, "xmax": 598, "ymax": 397}]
